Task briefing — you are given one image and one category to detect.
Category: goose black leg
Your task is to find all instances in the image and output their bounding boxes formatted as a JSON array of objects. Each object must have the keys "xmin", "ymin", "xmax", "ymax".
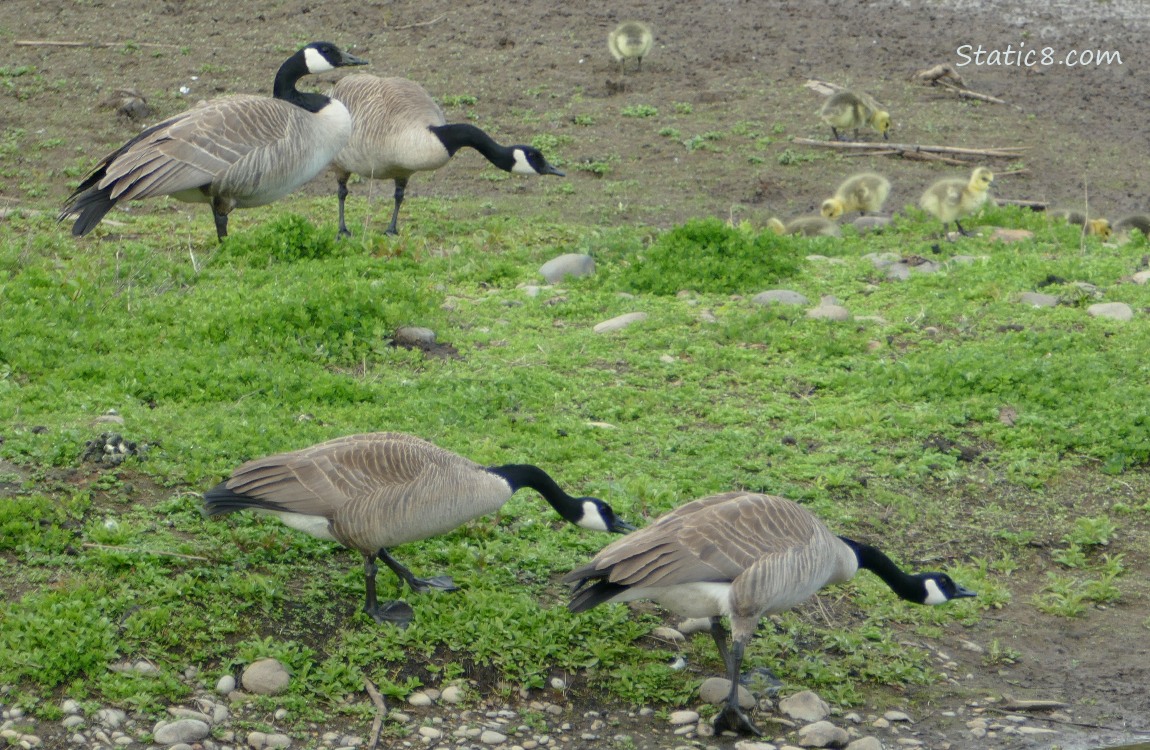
[
  {"xmin": 337, "ymin": 177, "xmax": 352, "ymax": 238},
  {"xmin": 713, "ymin": 637, "xmax": 762, "ymax": 736},
  {"xmin": 955, "ymin": 219, "xmax": 974, "ymax": 237},
  {"xmin": 362, "ymin": 552, "xmax": 414, "ymax": 627},
  {"xmin": 377, "ymin": 547, "xmax": 458, "ymax": 593},
  {"xmin": 210, "ymin": 199, "xmax": 230, "ymax": 242},
  {"xmin": 386, "ymin": 177, "xmax": 408, "ymax": 236}
]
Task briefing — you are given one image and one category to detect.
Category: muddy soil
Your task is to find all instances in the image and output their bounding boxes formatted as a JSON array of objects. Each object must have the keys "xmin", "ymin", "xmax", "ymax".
[{"xmin": 2, "ymin": 1, "xmax": 1149, "ymax": 748}]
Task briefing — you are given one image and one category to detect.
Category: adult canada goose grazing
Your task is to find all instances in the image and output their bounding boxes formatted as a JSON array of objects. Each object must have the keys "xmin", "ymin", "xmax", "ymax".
[
  {"xmin": 60, "ymin": 42, "xmax": 367, "ymax": 242},
  {"xmin": 203, "ymin": 432, "xmax": 633, "ymax": 627},
  {"xmin": 819, "ymin": 90, "xmax": 891, "ymax": 142},
  {"xmin": 1048, "ymin": 209, "xmax": 1112, "ymax": 239},
  {"xmin": 566, "ymin": 492, "xmax": 975, "ymax": 736},
  {"xmin": 766, "ymin": 215, "xmax": 842, "ymax": 238},
  {"xmin": 608, "ymin": 21, "xmax": 654, "ymax": 74},
  {"xmin": 919, "ymin": 166, "xmax": 994, "ymax": 237},
  {"xmin": 328, "ymin": 74, "xmax": 565, "ymax": 238},
  {"xmin": 821, "ymin": 172, "xmax": 892, "ymax": 219}
]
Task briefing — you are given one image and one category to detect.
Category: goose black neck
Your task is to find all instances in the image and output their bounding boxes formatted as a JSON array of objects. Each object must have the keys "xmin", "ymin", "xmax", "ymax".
[
  {"xmin": 839, "ymin": 536, "xmax": 925, "ymax": 602},
  {"xmin": 429, "ymin": 124, "xmax": 515, "ymax": 169},
  {"xmin": 488, "ymin": 464, "xmax": 582, "ymax": 522},
  {"xmin": 273, "ymin": 52, "xmax": 331, "ymax": 113}
]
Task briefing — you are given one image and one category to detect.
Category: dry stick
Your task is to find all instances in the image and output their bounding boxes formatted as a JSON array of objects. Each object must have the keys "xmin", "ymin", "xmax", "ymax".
[
  {"xmin": 985, "ymin": 707, "xmax": 1150, "ymax": 734},
  {"xmin": 364, "ymin": 677, "xmax": 388, "ymax": 750},
  {"xmin": 935, "ymin": 80, "xmax": 1007, "ymax": 105},
  {"xmin": 997, "ymin": 198, "xmax": 1047, "ymax": 210},
  {"xmin": 913, "ymin": 63, "xmax": 968, "ymax": 88},
  {"xmin": 15, "ymin": 39, "xmax": 180, "ymax": 49},
  {"xmin": 82, "ymin": 542, "xmax": 209, "ymax": 561},
  {"xmin": 382, "ymin": 14, "xmax": 447, "ymax": 31},
  {"xmin": 792, "ymin": 138, "xmax": 1027, "ymax": 158}
]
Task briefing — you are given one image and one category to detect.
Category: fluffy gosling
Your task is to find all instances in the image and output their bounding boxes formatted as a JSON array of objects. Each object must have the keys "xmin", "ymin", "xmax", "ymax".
[
  {"xmin": 608, "ymin": 21, "xmax": 653, "ymax": 74},
  {"xmin": 919, "ymin": 167, "xmax": 994, "ymax": 236},
  {"xmin": 819, "ymin": 91, "xmax": 891, "ymax": 141},
  {"xmin": 1049, "ymin": 209, "xmax": 1112, "ymax": 239},
  {"xmin": 767, "ymin": 216, "xmax": 842, "ymax": 238},
  {"xmin": 821, "ymin": 172, "xmax": 892, "ymax": 219},
  {"xmin": 1114, "ymin": 214, "xmax": 1150, "ymax": 242}
]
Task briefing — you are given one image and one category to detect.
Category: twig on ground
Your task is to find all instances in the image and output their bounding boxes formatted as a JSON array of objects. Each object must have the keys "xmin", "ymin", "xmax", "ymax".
[
  {"xmin": 382, "ymin": 14, "xmax": 447, "ymax": 31},
  {"xmin": 365, "ymin": 677, "xmax": 388, "ymax": 750},
  {"xmin": 82, "ymin": 542, "xmax": 208, "ymax": 561}
]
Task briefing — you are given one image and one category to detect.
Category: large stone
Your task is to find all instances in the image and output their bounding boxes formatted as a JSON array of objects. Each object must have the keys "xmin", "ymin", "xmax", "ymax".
[
  {"xmin": 668, "ymin": 710, "xmax": 700, "ymax": 725},
  {"xmin": 797, "ymin": 720, "xmax": 849, "ymax": 747},
  {"xmin": 215, "ymin": 674, "xmax": 236, "ymax": 695},
  {"xmin": 1088, "ymin": 302, "xmax": 1133, "ymax": 321},
  {"xmin": 593, "ymin": 312, "xmax": 648, "ymax": 333},
  {"xmin": 699, "ymin": 677, "xmax": 755, "ymax": 708},
  {"xmin": 1019, "ymin": 292, "xmax": 1059, "ymax": 307},
  {"xmin": 241, "ymin": 658, "xmax": 290, "ymax": 696},
  {"xmin": 752, "ymin": 290, "xmax": 809, "ymax": 307},
  {"xmin": 779, "ymin": 691, "xmax": 830, "ymax": 722},
  {"xmin": 540, "ymin": 254, "xmax": 596, "ymax": 283},
  {"xmin": 845, "ymin": 738, "xmax": 884, "ymax": 750},
  {"xmin": 153, "ymin": 719, "xmax": 210, "ymax": 745}
]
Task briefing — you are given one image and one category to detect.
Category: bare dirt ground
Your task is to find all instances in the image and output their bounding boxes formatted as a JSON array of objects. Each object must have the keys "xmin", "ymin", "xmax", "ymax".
[{"xmin": 2, "ymin": 1, "xmax": 1149, "ymax": 748}]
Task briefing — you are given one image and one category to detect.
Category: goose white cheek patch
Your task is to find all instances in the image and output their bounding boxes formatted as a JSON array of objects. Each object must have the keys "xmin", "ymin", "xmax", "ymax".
[
  {"xmin": 923, "ymin": 578, "xmax": 949, "ymax": 606},
  {"xmin": 511, "ymin": 149, "xmax": 537, "ymax": 175},
  {"xmin": 304, "ymin": 47, "xmax": 336, "ymax": 73},
  {"xmin": 578, "ymin": 500, "xmax": 610, "ymax": 532}
]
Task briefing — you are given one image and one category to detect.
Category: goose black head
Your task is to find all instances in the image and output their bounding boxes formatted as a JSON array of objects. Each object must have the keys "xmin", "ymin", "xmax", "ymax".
[
  {"xmin": 574, "ymin": 497, "xmax": 636, "ymax": 534},
  {"xmin": 510, "ymin": 147, "xmax": 565, "ymax": 177},
  {"xmin": 302, "ymin": 41, "xmax": 369, "ymax": 74},
  {"xmin": 919, "ymin": 572, "xmax": 977, "ymax": 605}
]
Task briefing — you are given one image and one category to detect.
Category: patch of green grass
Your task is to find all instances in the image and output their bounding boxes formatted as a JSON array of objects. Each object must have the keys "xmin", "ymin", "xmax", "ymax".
[
  {"xmin": 440, "ymin": 94, "xmax": 478, "ymax": 107},
  {"xmin": 620, "ymin": 104, "xmax": 658, "ymax": 118}
]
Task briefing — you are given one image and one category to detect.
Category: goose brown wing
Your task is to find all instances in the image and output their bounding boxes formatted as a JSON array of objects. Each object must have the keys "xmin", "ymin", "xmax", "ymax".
[
  {"xmin": 568, "ymin": 493, "xmax": 826, "ymax": 589},
  {"xmin": 97, "ymin": 96, "xmax": 303, "ymax": 201}
]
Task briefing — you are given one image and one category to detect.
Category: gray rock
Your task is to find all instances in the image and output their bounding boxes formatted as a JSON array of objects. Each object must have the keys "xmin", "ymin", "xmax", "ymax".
[
  {"xmin": 394, "ymin": 326, "xmax": 436, "ymax": 346},
  {"xmin": 441, "ymin": 684, "xmax": 464, "ymax": 704},
  {"xmin": 153, "ymin": 719, "xmax": 210, "ymax": 745},
  {"xmin": 698, "ymin": 677, "xmax": 755, "ymax": 708},
  {"xmin": 884, "ymin": 710, "xmax": 912, "ymax": 723},
  {"xmin": 540, "ymin": 253, "xmax": 596, "ymax": 283},
  {"xmin": 864, "ymin": 252, "xmax": 901, "ymax": 269},
  {"xmin": 265, "ymin": 733, "xmax": 292, "ymax": 748},
  {"xmin": 61, "ymin": 700, "xmax": 82, "ymax": 715},
  {"xmin": 780, "ymin": 691, "xmax": 830, "ymax": 722},
  {"xmin": 95, "ymin": 708, "xmax": 127, "ymax": 728},
  {"xmin": 668, "ymin": 710, "xmax": 699, "ymax": 725},
  {"xmin": 593, "ymin": 312, "xmax": 648, "ymax": 333},
  {"xmin": 845, "ymin": 737, "xmax": 884, "ymax": 750},
  {"xmin": 214, "ymin": 673, "xmax": 236, "ymax": 697},
  {"xmin": 798, "ymin": 720, "xmax": 849, "ymax": 747},
  {"xmin": 807, "ymin": 304, "xmax": 851, "ymax": 321},
  {"xmin": 248, "ymin": 730, "xmax": 268, "ymax": 748},
  {"xmin": 407, "ymin": 691, "xmax": 434, "ymax": 707},
  {"xmin": 650, "ymin": 626, "xmax": 685, "ymax": 643},
  {"xmin": 734, "ymin": 742, "xmax": 779, "ymax": 750},
  {"xmin": 752, "ymin": 290, "xmax": 809, "ymax": 307},
  {"xmin": 168, "ymin": 707, "xmax": 212, "ymax": 724},
  {"xmin": 241, "ymin": 658, "xmax": 291, "ymax": 696},
  {"xmin": 480, "ymin": 729, "xmax": 508, "ymax": 744},
  {"xmin": 62, "ymin": 715, "xmax": 85, "ymax": 729},
  {"xmin": 1132, "ymin": 270, "xmax": 1150, "ymax": 285},
  {"xmin": 1088, "ymin": 302, "xmax": 1134, "ymax": 321},
  {"xmin": 885, "ymin": 263, "xmax": 911, "ymax": 281},
  {"xmin": 1019, "ymin": 292, "xmax": 1059, "ymax": 307}
]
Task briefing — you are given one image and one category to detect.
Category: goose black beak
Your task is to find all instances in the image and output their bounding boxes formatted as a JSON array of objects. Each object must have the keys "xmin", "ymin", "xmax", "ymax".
[
  {"xmin": 340, "ymin": 51, "xmax": 370, "ymax": 67},
  {"xmin": 610, "ymin": 518, "xmax": 637, "ymax": 534},
  {"xmin": 542, "ymin": 163, "xmax": 566, "ymax": 177},
  {"xmin": 953, "ymin": 583, "xmax": 977, "ymax": 599}
]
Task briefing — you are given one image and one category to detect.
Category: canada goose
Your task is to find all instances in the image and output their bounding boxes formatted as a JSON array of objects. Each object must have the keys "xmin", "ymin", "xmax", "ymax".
[
  {"xmin": 203, "ymin": 432, "xmax": 633, "ymax": 626},
  {"xmin": 766, "ymin": 216, "xmax": 842, "ymax": 238},
  {"xmin": 1114, "ymin": 214, "xmax": 1150, "ymax": 242},
  {"xmin": 919, "ymin": 167, "xmax": 994, "ymax": 236},
  {"xmin": 818, "ymin": 91, "xmax": 891, "ymax": 142},
  {"xmin": 60, "ymin": 42, "xmax": 368, "ymax": 242},
  {"xmin": 821, "ymin": 172, "xmax": 892, "ymax": 219},
  {"xmin": 608, "ymin": 21, "xmax": 654, "ymax": 74},
  {"xmin": 328, "ymin": 75, "xmax": 565, "ymax": 238},
  {"xmin": 1048, "ymin": 209, "xmax": 1112, "ymax": 239},
  {"xmin": 565, "ymin": 492, "xmax": 975, "ymax": 736}
]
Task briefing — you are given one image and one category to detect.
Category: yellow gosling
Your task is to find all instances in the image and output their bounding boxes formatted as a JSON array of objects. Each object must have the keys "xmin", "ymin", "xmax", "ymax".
[
  {"xmin": 919, "ymin": 167, "xmax": 994, "ymax": 237},
  {"xmin": 819, "ymin": 91, "xmax": 890, "ymax": 141},
  {"xmin": 821, "ymin": 172, "xmax": 892, "ymax": 219}
]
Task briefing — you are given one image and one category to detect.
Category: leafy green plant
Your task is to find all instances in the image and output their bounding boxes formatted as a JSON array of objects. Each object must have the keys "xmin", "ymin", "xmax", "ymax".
[
  {"xmin": 618, "ymin": 217, "xmax": 803, "ymax": 295},
  {"xmin": 440, "ymin": 94, "xmax": 478, "ymax": 107},
  {"xmin": 621, "ymin": 104, "xmax": 658, "ymax": 118}
]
